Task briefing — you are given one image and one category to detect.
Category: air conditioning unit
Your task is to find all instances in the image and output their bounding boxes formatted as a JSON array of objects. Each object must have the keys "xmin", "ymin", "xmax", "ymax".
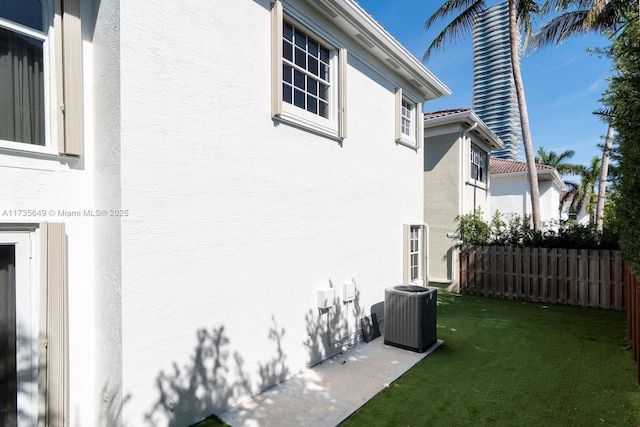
[{"xmin": 384, "ymin": 286, "xmax": 437, "ymax": 353}]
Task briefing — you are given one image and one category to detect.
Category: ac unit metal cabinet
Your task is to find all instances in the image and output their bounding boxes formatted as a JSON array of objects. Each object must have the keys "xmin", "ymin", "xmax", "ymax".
[{"xmin": 384, "ymin": 286, "xmax": 437, "ymax": 353}]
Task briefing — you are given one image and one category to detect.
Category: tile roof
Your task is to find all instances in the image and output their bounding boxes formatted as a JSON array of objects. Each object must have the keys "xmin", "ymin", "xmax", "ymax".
[
  {"xmin": 490, "ymin": 158, "xmax": 555, "ymax": 175},
  {"xmin": 423, "ymin": 108, "xmax": 472, "ymax": 120}
]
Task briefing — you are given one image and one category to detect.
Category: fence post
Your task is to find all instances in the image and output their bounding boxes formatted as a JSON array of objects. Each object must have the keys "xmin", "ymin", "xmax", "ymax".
[{"xmin": 506, "ymin": 246, "xmax": 513, "ymax": 300}]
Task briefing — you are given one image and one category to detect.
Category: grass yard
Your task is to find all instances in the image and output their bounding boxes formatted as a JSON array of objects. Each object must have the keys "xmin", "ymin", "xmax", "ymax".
[{"xmin": 341, "ymin": 292, "xmax": 640, "ymax": 426}]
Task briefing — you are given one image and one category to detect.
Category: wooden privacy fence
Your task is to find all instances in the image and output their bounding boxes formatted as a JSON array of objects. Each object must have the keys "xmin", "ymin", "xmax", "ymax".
[
  {"xmin": 459, "ymin": 246, "xmax": 625, "ymax": 310},
  {"xmin": 626, "ymin": 263, "xmax": 640, "ymax": 384}
]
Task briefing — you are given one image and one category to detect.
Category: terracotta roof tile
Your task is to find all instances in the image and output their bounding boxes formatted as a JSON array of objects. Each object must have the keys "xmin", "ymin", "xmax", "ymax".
[
  {"xmin": 423, "ymin": 108, "xmax": 472, "ymax": 120},
  {"xmin": 490, "ymin": 158, "xmax": 555, "ymax": 174}
]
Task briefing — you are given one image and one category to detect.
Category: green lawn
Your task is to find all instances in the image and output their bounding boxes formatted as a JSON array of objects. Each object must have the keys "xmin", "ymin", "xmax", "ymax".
[{"xmin": 341, "ymin": 292, "xmax": 640, "ymax": 427}]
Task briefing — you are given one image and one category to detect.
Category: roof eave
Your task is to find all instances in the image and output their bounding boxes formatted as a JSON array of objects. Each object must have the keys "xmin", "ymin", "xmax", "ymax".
[
  {"xmin": 424, "ymin": 110, "xmax": 504, "ymax": 150},
  {"xmin": 305, "ymin": 0, "xmax": 451, "ymax": 100}
]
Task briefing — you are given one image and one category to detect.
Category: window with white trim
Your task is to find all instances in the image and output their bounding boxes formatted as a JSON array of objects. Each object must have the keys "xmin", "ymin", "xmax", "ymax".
[
  {"xmin": 470, "ymin": 145, "xmax": 486, "ymax": 183},
  {"xmin": 401, "ymin": 98, "xmax": 414, "ymax": 137},
  {"xmin": 0, "ymin": 0, "xmax": 83, "ymax": 156},
  {"xmin": 270, "ymin": 0, "xmax": 347, "ymax": 139},
  {"xmin": 0, "ymin": 0, "xmax": 46, "ymax": 147},
  {"xmin": 282, "ymin": 21, "xmax": 330, "ymax": 118},
  {"xmin": 395, "ymin": 88, "xmax": 422, "ymax": 149},
  {"xmin": 403, "ymin": 224, "xmax": 425, "ymax": 285}
]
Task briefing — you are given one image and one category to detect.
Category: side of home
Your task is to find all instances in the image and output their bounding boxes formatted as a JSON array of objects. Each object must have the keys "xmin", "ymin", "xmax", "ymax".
[{"xmin": 0, "ymin": 0, "xmax": 450, "ymax": 425}]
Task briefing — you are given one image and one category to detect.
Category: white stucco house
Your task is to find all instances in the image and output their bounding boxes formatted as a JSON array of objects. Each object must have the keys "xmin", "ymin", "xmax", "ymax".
[
  {"xmin": 0, "ymin": 0, "xmax": 451, "ymax": 425},
  {"xmin": 490, "ymin": 158, "xmax": 565, "ymax": 229},
  {"xmin": 423, "ymin": 108, "xmax": 503, "ymax": 289},
  {"xmin": 560, "ymin": 191, "xmax": 592, "ymax": 225}
]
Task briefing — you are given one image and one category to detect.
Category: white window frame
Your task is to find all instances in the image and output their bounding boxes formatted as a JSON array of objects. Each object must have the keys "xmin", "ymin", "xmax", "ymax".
[
  {"xmin": 403, "ymin": 224, "xmax": 426, "ymax": 286},
  {"xmin": 0, "ymin": 1, "xmax": 57, "ymax": 155},
  {"xmin": 470, "ymin": 144, "xmax": 487, "ymax": 185},
  {"xmin": 0, "ymin": 0, "xmax": 83, "ymax": 158},
  {"xmin": 271, "ymin": 0, "xmax": 347, "ymax": 140},
  {"xmin": 395, "ymin": 88, "xmax": 422, "ymax": 149}
]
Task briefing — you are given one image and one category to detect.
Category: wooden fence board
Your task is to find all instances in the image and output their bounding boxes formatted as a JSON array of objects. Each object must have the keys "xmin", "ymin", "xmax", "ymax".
[
  {"xmin": 558, "ymin": 249, "xmax": 567, "ymax": 304},
  {"xmin": 603, "ymin": 251, "xmax": 611, "ymax": 309},
  {"xmin": 540, "ymin": 248, "xmax": 548, "ymax": 303},
  {"xmin": 569, "ymin": 249, "xmax": 578, "ymax": 306},
  {"xmin": 506, "ymin": 246, "xmax": 514, "ymax": 300},
  {"xmin": 589, "ymin": 251, "xmax": 599, "ymax": 308}
]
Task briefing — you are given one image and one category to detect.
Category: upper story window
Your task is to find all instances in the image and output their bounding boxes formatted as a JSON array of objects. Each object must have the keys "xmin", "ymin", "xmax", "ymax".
[
  {"xmin": 470, "ymin": 145, "xmax": 487, "ymax": 183},
  {"xmin": 401, "ymin": 99, "xmax": 414, "ymax": 137},
  {"xmin": 282, "ymin": 22, "xmax": 330, "ymax": 119},
  {"xmin": 0, "ymin": 0, "xmax": 83, "ymax": 157},
  {"xmin": 395, "ymin": 88, "xmax": 422, "ymax": 149},
  {"xmin": 0, "ymin": 0, "xmax": 47, "ymax": 146},
  {"xmin": 271, "ymin": 0, "xmax": 347, "ymax": 140}
]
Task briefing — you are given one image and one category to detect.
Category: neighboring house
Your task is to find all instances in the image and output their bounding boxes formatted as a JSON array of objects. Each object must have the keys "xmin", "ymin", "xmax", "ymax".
[
  {"xmin": 560, "ymin": 191, "xmax": 592, "ymax": 225},
  {"xmin": 423, "ymin": 108, "xmax": 503, "ymax": 289},
  {"xmin": 0, "ymin": 0, "xmax": 450, "ymax": 426},
  {"xmin": 490, "ymin": 159, "xmax": 565, "ymax": 228}
]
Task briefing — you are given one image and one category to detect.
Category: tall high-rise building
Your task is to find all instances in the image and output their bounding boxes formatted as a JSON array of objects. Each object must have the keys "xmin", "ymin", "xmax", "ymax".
[{"xmin": 472, "ymin": 2, "xmax": 522, "ymax": 160}]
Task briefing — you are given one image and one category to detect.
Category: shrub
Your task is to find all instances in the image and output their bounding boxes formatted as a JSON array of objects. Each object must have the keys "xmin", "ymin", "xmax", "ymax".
[{"xmin": 456, "ymin": 210, "xmax": 620, "ymax": 250}]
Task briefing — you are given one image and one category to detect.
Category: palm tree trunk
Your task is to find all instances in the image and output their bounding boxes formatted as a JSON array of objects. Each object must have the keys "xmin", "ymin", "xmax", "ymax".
[
  {"xmin": 595, "ymin": 124, "xmax": 614, "ymax": 234},
  {"xmin": 508, "ymin": 0, "xmax": 541, "ymax": 231}
]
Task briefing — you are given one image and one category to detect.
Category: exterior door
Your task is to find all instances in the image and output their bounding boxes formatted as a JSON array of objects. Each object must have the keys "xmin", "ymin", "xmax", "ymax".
[{"xmin": 0, "ymin": 233, "xmax": 37, "ymax": 427}]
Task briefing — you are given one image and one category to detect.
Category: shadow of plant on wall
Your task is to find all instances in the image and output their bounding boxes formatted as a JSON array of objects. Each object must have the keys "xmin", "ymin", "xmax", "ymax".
[
  {"xmin": 304, "ymin": 280, "xmax": 366, "ymax": 367},
  {"xmin": 144, "ymin": 318, "xmax": 289, "ymax": 426}
]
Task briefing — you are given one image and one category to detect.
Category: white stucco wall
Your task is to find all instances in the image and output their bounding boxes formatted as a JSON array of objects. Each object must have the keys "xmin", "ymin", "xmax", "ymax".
[
  {"xmin": 116, "ymin": 0, "xmax": 427, "ymax": 424},
  {"xmin": 490, "ymin": 174, "xmax": 562, "ymax": 227}
]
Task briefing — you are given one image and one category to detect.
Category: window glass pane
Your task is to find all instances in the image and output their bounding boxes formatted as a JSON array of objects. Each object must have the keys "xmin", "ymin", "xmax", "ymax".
[
  {"xmin": 318, "ymin": 101, "xmax": 328, "ymax": 118},
  {"xmin": 283, "ymin": 40, "xmax": 293, "ymax": 62},
  {"xmin": 294, "ymin": 29, "xmax": 306, "ymax": 49},
  {"xmin": 318, "ymin": 84, "xmax": 328, "ymax": 101},
  {"xmin": 294, "ymin": 47, "xmax": 306, "ymax": 68},
  {"xmin": 283, "ymin": 64, "xmax": 292, "ymax": 84},
  {"xmin": 308, "ymin": 57, "xmax": 318, "ymax": 77},
  {"xmin": 308, "ymin": 38, "xmax": 319, "ymax": 58},
  {"xmin": 0, "ymin": 0, "xmax": 43, "ymax": 31},
  {"xmin": 294, "ymin": 69, "xmax": 305, "ymax": 90},
  {"xmin": 320, "ymin": 47, "xmax": 329, "ymax": 63},
  {"xmin": 283, "ymin": 83, "xmax": 292, "ymax": 104},
  {"xmin": 283, "ymin": 22, "xmax": 293, "ymax": 41},
  {"xmin": 308, "ymin": 80, "xmax": 317, "ymax": 96},
  {"xmin": 294, "ymin": 89, "xmax": 305, "ymax": 109},
  {"xmin": 0, "ymin": 27, "xmax": 45, "ymax": 145},
  {"xmin": 319, "ymin": 63, "xmax": 328, "ymax": 80},
  {"xmin": 307, "ymin": 95, "xmax": 317, "ymax": 114}
]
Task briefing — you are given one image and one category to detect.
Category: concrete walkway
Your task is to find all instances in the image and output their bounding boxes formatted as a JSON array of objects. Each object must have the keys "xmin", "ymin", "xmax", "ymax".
[{"xmin": 219, "ymin": 338, "xmax": 443, "ymax": 427}]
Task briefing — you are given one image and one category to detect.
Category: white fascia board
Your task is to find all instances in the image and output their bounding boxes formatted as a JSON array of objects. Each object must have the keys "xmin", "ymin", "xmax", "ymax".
[
  {"xmin": 304, "ymin": 0, "xmax": 451, "ymax": 101},
  {"xmin": 491, "ymin": 169, "xmax": 564, "ymax": 189},
  {"xmin": 423, "ymin": 110, "xmax": 504, "ymax": 151}
]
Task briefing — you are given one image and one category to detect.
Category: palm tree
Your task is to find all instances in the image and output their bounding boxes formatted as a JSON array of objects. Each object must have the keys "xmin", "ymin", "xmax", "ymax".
[
  {"xmin": 533, "ymin": 1, "xmax": 636, "ymax": 234},
  {"xmin": 534, "ymin": 0, "xmax": 638, "ymax": 47},
  {"xmin": 562, "ymin": 156, "xmax": 601, "ymax": 224},
  {"xmin": 424, "ymin": 0, "xmax": 545, "ymax": 231},
  {"xmin": 595, "ymin": 124, "xmax": 614, "ymax": 233},
  {"xmin": 535, "ymin": 147, "xmax": 581, "ymax": 175}
]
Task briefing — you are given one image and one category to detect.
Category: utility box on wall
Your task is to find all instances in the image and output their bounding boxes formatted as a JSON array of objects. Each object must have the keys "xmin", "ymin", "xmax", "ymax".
[
  {"xmin": 317, "ymin": 288, "xmax": 335, "ymax": 309},
  {"xmin": 342, "ymin": 282, "xmax": 355, "ymax": 302}
]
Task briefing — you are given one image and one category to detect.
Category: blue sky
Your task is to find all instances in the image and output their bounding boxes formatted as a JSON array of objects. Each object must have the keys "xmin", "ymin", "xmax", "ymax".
[{"xmin": 356, "ymin": 0, "xmax": 614, "ymax": 167}]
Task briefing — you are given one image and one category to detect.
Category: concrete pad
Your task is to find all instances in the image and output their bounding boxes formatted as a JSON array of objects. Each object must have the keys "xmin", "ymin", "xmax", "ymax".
[{"xmin": 220, "ymin": 338, "xmax": 443, "ymax": 427}]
